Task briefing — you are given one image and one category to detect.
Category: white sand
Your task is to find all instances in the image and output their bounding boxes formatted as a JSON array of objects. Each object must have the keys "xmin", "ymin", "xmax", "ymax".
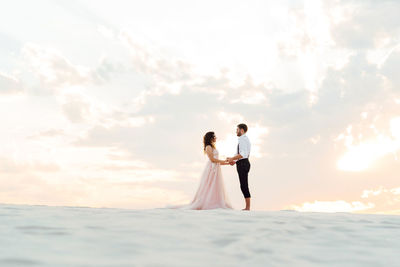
[{"xmin": 1, "ymin": 203, "xmax": 399, "ymax": 267}]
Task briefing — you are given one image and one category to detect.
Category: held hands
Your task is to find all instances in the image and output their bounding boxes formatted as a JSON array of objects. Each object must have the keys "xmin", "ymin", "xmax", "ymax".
[
  {"xmin": 218, "ymin": 157, "xmax": 236, "ymax": 166},
  {"xmin": 226, "ymin": 157, "xmax": 236, "ymax": 165}
]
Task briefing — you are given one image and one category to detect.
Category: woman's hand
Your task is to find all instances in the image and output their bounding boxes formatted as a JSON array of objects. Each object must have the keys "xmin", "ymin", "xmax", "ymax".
[{"xmin": 219, "ymin": 159, "xmax": 230, "ymax": 165}]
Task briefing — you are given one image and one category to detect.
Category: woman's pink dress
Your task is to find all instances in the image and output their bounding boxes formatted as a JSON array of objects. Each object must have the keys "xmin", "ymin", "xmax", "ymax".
[{"xmin": 167, "ymin": 148, "xmax": 233, "ymax": 210}]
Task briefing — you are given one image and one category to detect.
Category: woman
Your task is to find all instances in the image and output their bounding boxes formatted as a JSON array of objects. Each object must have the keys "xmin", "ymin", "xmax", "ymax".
[{"xmin": 166, "ymin": 131, "xmax": 233, "ymax": 210}]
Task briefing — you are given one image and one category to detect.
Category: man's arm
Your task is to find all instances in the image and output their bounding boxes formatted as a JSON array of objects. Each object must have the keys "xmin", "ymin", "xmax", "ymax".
[
  {"xmin": 226, "ymin": 154, "xmax": 242, "ymax": 165},
  {"xmin": 227, "ymin": 139, "xmax": 247, "ymax": 163},
  {"xmin": 227, "ymin": 153, "xmax": 243, "ymax": 161}
]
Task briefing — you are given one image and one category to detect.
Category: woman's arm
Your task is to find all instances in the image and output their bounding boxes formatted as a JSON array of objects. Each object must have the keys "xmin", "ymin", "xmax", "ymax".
[{"xmin": 205, "ymin": 146, "xmax": 227, "ymax": 164}]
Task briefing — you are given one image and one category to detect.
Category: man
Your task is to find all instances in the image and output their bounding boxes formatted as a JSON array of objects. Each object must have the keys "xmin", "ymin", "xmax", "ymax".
[{"xmin": 227, "ymin": 123, "xmax": 251, "ymax": 210}]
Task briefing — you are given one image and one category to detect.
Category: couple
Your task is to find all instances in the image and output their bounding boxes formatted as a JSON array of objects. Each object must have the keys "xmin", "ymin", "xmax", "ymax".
[{"xmin": 168, "ymin": 123, "xmax": 251, "ymax": 211}]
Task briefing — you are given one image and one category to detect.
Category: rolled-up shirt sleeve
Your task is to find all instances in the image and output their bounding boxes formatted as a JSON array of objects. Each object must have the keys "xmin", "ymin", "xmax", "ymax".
[{"xmin": 238, "ymin": 137, "xmax": 250, "ymax": 158}]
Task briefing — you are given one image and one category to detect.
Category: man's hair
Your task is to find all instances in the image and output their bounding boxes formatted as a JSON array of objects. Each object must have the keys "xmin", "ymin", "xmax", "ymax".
[{"xmin": 237, "ymin": 123, "xmax": 248, "ymax": 133}]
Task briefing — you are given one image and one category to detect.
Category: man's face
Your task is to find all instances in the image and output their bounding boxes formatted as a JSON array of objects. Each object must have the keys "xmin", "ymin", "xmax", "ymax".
[{"xmin": 236, "ymin": 127, "xmax": 242, "ymax": 136}]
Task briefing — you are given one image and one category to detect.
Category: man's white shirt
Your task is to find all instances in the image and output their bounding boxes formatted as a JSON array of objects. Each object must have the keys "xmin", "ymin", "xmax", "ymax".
[{"xmin": 237, "ymin": 134, "xmax": 251, "ymax": 161}]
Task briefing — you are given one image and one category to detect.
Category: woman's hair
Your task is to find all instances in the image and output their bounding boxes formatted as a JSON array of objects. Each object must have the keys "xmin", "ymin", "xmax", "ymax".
[{"xmin": 203, "ymin": 131, "xmax": 216, "ymax": 153}]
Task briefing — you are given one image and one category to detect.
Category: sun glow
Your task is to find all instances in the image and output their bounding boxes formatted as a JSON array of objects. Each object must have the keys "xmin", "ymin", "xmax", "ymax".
[{"xmin": 337, "ymin": 117, "xmax": 400, "ymax": 171}]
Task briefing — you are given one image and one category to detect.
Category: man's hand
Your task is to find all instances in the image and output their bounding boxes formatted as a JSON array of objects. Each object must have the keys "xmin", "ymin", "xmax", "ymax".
[{"xmin": 229, "ymin": 161, "xmax": 235, "ymax": 165}]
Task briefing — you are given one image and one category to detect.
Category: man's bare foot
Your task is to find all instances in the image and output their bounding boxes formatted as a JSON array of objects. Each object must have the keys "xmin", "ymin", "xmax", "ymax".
[{"xmin": 242, "ymin": 198, "xmax": 250, "ymax": 211}]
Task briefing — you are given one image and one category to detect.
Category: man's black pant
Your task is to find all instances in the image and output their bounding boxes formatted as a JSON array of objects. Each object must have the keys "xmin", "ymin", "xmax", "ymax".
[{"xmin": 236, "ymin": 158, "xmax": 251, "ymax": 198}]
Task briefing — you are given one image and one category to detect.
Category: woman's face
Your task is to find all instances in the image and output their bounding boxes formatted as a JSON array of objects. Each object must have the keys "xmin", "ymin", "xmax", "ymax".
[{"xmin": 212, "ymin": 135, "xmax": 217, "ymax": 143}]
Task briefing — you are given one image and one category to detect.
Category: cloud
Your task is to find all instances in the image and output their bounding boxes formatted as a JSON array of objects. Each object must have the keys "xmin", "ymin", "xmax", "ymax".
[
  {"xmin": 381, "ymin": 48, "xmax": 400, "ymax": 89},
  {"xmin": 97, "ymin": 25, "xmax": 114, "ymax": 39},
  {"xmin": 119, "ymin": 31, "xmax": 273, "ymax": 108},
  {"xmin": 22, "ymin": 43, "xmax": 91, "ymax": 88},
  {"xmin": 287, "ymin": 184, "xmax": 400, "ymax": 214},
  {"xmin": 329, "ymin": 0, "xmax": 400, "ymax": 49},
  {"xmin": 277, "ymin": 0, "xmax": 333, "ymax": 59},
  {"xmin": 60, "ymin": 91, "xmax": 93, "ymax": 123},
  {"xmin": 59, "ymin": 89, "xmax": 155, "ymax": 129},
  {"xmin": 287, "ymin": 184, "xmax": 400, "ymax": 215},
  {"xmin": 287, "ymin": 200, "xmax": 375, "ymax": 213},
  {"xmin": 0, "ymin": 156, "xmax": 60, "ymax": 174},
  {"xmin": 119, "ymin": 31, "xmax": 194, "ymax": 94},
  {"xmin": 0, "ymin": 71, "xmax": 23, "ymax": 95},
  {"xmin": 26, "ymin": 128, "xmax": 67, "ymax": 140},
  {"xmin": 21, "ymin": 43, "xmax": 125, "ymax": 95}
]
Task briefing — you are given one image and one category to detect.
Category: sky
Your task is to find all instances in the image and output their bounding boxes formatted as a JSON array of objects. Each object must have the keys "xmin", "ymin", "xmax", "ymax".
[{"xmin": 1, "ymin": 0, "xmax": 400, "ymax": 213}]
